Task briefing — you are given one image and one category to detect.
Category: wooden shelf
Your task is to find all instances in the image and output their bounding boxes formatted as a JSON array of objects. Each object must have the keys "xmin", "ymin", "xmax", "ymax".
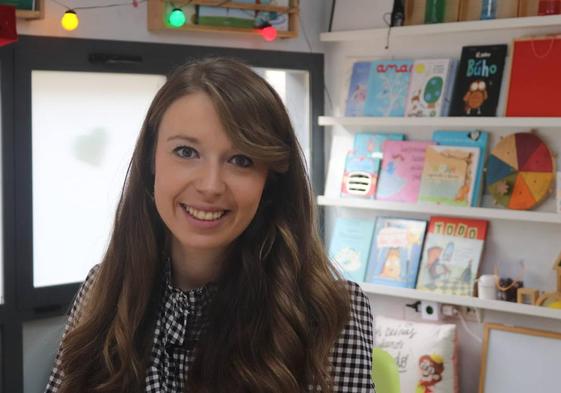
[
  {"xmin": 320, "ymin": 14, "xmax": 561, "ymax": 42},
  {"xmin": 147, "ymin": 0, "xmax": 299, "ymax": 39},
  {"xmin": 318, "ymin": 116, "xmax": 561, "ymax": 129},
  {"xmin": 358, "ymin": 282, "xmax": 561, "ymax": 321},
  {"xmin": 317, "ymin": 196, "xmax": 561, "ymax": 225}
]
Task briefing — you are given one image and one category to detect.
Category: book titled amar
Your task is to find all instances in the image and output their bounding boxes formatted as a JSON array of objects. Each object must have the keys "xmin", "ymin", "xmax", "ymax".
[
  {"xmin": 432, "ymin": 130, "xmax": 489, "ymax": 207},
  {"xmin": 416, "ymin": 217, "xmax": 488, "ymax": 296},
  {"xmin": 364, "ymin": 218, "xmax": 427, "ymax": 288},
  {"xmin": 418, "ymin": 145, "xmax": 480, "ymax": 207},
  {"xmin": 341, "ymin": 133, "xmax": 405, "ymax": 198},
  {"xmin": 405, "ymin": 58, "xmax": 458, "ymax": 117},
  {"xmin": 376, "ymin": 140, "xmax": 433, "ymax": 203},
  {"xmin": 449, "ymin": 44, "xmax": 507, "ymax": 117},
  {"xmin": 328, "ymin": 217, "xmax": 375, "ymax": 282},
  {"xmin": 363, "ymin": 60, "xmax": 413, "ymax": 117}
]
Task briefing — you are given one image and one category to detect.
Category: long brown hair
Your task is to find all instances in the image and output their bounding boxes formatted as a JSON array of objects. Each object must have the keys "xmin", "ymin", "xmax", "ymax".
[{"xmin": 58, "ymin": 58, "xmax": 350, "ymax": 393}]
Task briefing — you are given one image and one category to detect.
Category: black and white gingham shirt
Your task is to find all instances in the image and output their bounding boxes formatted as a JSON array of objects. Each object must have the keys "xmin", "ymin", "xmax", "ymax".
[{"xmin": 46, "ymin": 264, "xmax": 375, "ymax": 392}]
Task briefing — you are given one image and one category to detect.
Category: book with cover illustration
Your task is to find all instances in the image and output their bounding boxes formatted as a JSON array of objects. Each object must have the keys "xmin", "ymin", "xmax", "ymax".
[
  {"xmin": 328, "ymin": 217, "xmax": 375, "ymax": 282},
  {"xmin": 376, "ymin": 140, "xmax": 433, "ymax": 203},
  {"xmin": 341, "ymin": 133, "xmax": 405, "ymax": 198},
  {"xmin": 363, "ymin": 60, "xmax": 413, "ymax": 117},
  {"xmin": 418, "ymin": 145, "xmax": 480, "ymax": 207},
  {"xmin": 432, "ymin": 130, "xmax": 489, "ymax": 207},
  {"xmin": 416, "ymin": 217, "xmax": 488, "ymax": 296},
  {"xmin": 364, "ymin": 218, "xmax": 427, "ymax": 288},
  {"xmin": 345, "ymin": 61, "xmax": 371, "ymax": 116},
  {"xmin": 405, "ymin": 58, "xmax": 458, "ymax": 117},
  {"xmin": 340, "ymin": 154, "xmax": 378, "ymax": 198},
  {"xmin": 449, "ymin": 44, "xmax": 507, "ymax": 117}
]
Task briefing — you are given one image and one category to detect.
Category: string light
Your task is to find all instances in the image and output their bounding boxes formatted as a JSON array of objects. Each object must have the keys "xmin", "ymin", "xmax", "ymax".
[
  {"xmin": 259, "ymin": 24, "xmax": 278, "ymax": 42},
  {"xmin": 168, "ymin": 8, "xmax": 186, "ymax": 28},
  {"xmin": 50, "ymin": 0, "xmax": 286, "ymax": 41},
  {"xmin": 61, "ymin": 9, "xmax": 79, "ymax": 31}
]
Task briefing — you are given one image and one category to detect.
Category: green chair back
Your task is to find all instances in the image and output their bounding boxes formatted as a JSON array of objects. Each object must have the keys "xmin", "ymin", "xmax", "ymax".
[{"xmin": 371, "ymin": 347, "xmax": 400, "ymax": 393}]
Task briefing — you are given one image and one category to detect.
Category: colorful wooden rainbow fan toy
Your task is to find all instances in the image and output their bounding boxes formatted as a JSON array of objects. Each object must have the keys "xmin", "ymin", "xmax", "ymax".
[{"xmin": 486, "ymin": 132, "xmax": 555, "ymax": 210}]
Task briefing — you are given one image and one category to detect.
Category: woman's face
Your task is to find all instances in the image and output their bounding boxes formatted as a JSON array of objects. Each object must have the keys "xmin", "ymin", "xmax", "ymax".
[{"xmin": 153, "ymin": 92, "xmax": 268, "ymax": 257}]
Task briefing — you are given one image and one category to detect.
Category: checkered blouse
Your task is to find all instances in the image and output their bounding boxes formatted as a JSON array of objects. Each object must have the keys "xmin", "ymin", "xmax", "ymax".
[{"xmin": 45, "ymin": 264, "xmax": 375, "ymax": 392}]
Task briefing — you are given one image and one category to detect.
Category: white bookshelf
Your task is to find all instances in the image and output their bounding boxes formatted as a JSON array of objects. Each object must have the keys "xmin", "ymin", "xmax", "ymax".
[
  {"xmin": 358, "ymin": 282, "xmax": 561, "ymax": 321},
  {"xmin": 320, "ymin": 14, "xmax": 561, "ymax": 42},
  {"xmin": 318, "ymin": 116, "xmax": 561, "ymax": 129},
  {"xmin": 317, "ymin": 196, "xmax": 561, "ymax": 225}
]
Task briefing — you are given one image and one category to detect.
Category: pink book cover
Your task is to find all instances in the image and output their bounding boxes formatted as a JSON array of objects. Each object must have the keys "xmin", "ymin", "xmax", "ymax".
[{"xmin": 376, "ymin": 140, "xmax": 433, "ymax": 203}]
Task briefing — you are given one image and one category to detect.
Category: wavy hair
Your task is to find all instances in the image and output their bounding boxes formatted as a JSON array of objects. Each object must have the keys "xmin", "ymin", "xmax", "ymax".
[{"xmin": 58, "ymin": 58, "xmax": 350, "ymax": 393}]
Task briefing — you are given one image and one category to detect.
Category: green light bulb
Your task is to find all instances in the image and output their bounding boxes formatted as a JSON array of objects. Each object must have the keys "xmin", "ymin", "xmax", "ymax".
[{"xmin": 168, "ymin": 8, "xmax": 186, "ymax": 28}]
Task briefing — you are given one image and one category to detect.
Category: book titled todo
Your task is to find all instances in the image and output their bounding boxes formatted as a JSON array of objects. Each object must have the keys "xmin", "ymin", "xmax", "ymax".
[{"xmin": 416, "ymin": 217, "xmax": 488, "ymax": 296}]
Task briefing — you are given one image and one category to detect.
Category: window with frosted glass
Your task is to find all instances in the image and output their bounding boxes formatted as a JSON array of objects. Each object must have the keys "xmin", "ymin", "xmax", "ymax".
[
  {"xmin": 32, "ymin": 71, "xmax": 166, "ymax": 287},
  {"xmin": 254, "ymin": 68, "xmax": 311, "ymax": 170}
]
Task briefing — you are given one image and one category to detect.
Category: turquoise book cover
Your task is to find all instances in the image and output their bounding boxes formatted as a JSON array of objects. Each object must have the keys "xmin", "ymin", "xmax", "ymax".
[
  {"xmin": 363, "ymin": 60, "xmax": 413, "ymax": 117},
  {"xmin": 432, "ymin": 130, "xmax": 489, "ymax": 207},
  {"xmin": 328, "ymin": 217, "xmax": 375, "ymax": 282},
  {"xmin": 364, "ymin": 218, "xmax": 427, "ymax": 288}
]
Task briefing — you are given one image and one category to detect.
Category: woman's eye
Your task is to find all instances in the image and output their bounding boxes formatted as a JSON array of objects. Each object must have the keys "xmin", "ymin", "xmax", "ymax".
[
  {"xmin": 230, "ymin": 155, "xmax": 253, "ymax": 168},
  {"xmin": 173, "ymin": 146, "xmax": 198, "ymax": 159}
]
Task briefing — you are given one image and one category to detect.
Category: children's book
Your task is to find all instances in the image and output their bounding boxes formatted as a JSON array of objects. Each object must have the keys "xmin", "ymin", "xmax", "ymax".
[
  {"xmin": 328, "ymin": 217, "xmax": 375, "ymax": 282},
  {"xmin": 449, "ymin": 44, "xmax": 507, "ymax": 117},
  {"xmin": 363, "ymin": 60, "xmax": 413, "ymax": 117},
  {"xmin": 432, "ymin": 130, "xmax": 489, "ymax": 207},
  {"xmin": 344, "ymin": 61, "xmax": 371, "ymax": 116},
  {"xmin": 364, "ymin": 218, "xmax": 427, "ymax": 288},
  {"xmin": 376, "ymin": 140, "xmax": 433, "ymax": 203},
  {"xmin": 340, "ymin": 154, "xmax": 378, "ymax": 198},
  {"xmin": 405, "ymin": 58, "xmax": 458, "ymax": 117},
  {"xmin": 418, "ymin": 145, "xmax": 480, "ymax": 207},
  {"xmin": 416, "ymin": 217, "xmax": 488, "ymax": 296},
  {"xmin": 341, "ymin": 133, "xmax": 405, "ymax": 198}
]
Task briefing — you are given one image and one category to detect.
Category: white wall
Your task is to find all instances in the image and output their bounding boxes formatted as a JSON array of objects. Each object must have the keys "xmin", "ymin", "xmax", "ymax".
[
  {"xmin": 323, "ymin": 1, "xmax": 561, "ymax": 393},
  {"xmin": 17, "ymin": 0, "xmax": 331, "ymax": 53}
]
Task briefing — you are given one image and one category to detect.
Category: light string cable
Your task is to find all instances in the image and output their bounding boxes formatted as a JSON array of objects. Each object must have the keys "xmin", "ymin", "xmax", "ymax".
[
  {"xmin": 382, "ymin": 12, "xmax": 393, "ymax": 50},
  {"xmin": 457, "ymin": 309, "xmax": 482, "ymax": 344},
  {"xmin": 297, "ymin": 11, "xmax": 334, "ymax": 114},
  {"xmin": 49, "ymin": 0, "xmax": 147, "ymax": 11}
]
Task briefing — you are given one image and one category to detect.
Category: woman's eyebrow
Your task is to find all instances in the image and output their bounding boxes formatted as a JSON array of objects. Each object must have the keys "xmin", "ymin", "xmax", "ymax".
[{"xmin": 166, "ymin": 135, "xmax": 199, "ymax": 144}]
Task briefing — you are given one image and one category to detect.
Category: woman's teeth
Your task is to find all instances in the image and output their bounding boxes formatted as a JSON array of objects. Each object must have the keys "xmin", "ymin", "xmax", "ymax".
[{"xmin": 183, "ymin": 205, "xmax": 225, "ymax": 221}]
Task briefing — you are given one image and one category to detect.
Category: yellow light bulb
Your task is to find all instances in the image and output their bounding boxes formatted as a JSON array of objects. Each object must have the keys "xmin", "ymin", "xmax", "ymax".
[{"xmin": 61, "ymin": 10, "xmax": 79, "ymax": 31}]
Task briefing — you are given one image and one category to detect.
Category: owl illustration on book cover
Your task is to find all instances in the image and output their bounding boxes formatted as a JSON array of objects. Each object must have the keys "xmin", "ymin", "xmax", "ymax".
[{"xmin": 449, "ymin": 44, "xmax": 507, "ymax": 117}]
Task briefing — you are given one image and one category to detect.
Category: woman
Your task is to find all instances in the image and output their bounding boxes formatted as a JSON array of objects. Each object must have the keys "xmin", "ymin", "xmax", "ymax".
[{"xmin": 45, "ymin": 58, "xmax": 375, "ymax": 392}]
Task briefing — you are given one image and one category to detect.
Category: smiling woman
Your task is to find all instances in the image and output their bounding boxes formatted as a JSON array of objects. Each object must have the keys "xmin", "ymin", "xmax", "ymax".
[{"xmin": 44, "ymin": 58, "xmax": 375, "ymax": 393}]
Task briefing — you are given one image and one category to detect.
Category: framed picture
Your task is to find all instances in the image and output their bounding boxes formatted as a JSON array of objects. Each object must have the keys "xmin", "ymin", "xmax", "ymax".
[
  {"xmin": 479, "ymin": 323, "xmax": 561, "ymax": 393},
  {"xmin": 0, "ymin": 0, "xmax": 44, "ymax": 19}
]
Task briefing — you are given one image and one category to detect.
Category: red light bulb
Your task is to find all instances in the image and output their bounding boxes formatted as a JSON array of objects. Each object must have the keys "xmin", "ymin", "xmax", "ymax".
[{"xmin": 260, "ymin": 25, "xmax": 277, "ymax": 42}]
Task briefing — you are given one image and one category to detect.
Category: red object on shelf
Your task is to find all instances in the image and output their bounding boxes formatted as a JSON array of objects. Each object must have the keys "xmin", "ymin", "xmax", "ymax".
[
  {"xmin": 0, "ymin": 5, "xmax": 17, "ymax": 47},
  {"xmin": 259, "ymin": 25, "xmax": 277, "ymax": 42},
  {"xmin": 538, "ymin": 0, "xmax": 561, "ymax": 15},
  {"xmin": 505, "ymin": 36, "xmax": 561, "ymax": 117}
]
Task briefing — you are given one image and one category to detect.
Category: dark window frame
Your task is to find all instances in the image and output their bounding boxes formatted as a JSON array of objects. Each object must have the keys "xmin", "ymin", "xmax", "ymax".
[{"xmin": 1, "ymin": 35, "xmax": 324, "ymax": 393}]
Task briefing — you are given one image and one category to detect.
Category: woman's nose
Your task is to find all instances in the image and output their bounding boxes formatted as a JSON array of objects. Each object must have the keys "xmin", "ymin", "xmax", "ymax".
[{"xmin": 194, "ymin": 162, "xmax": 226, "ymax": 196}]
